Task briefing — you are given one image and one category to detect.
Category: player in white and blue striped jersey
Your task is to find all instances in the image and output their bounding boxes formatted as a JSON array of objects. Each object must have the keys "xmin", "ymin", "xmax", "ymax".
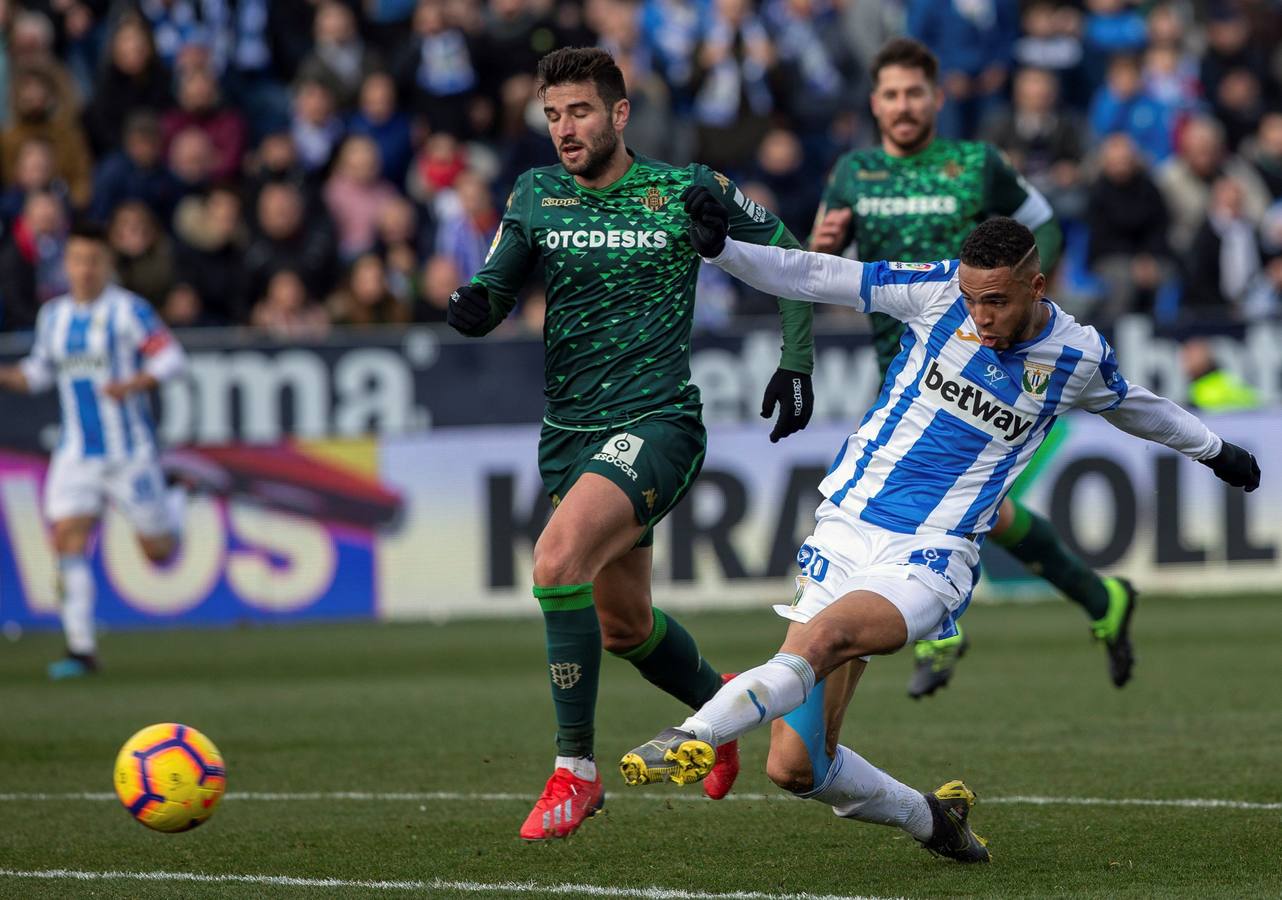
[
  {"xmin": 620, "ymin": 189, "xmax": 1260, "ymax": 861},
  {"xmin": 0, "ymin": 222, "xmax": 188, "ymax": 680}
]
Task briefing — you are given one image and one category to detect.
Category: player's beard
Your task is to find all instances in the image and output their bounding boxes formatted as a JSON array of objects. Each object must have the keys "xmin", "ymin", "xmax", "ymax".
[
  {"xmin": 882, "ymin": 115, "xmax": 934, "ymax": 155},
  {"xmin": 559, "ymin": 129, "xmax": 619, "ymax": 180}
]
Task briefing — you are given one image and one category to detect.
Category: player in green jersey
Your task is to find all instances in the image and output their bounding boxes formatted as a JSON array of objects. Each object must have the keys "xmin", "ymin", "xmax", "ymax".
[
  {"xmin": 447, "ymin": 48, "xmax": 817, "ymax": 840},
  {"xmin": 810, "ymin": 38, "xmax": 1136, "ymax": 698}
]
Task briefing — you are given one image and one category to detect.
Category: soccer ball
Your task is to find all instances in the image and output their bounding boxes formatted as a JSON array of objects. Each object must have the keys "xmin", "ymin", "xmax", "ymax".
[{"xmin": 113, "ymin": 723, "xmax": 226, "ymax": 832}]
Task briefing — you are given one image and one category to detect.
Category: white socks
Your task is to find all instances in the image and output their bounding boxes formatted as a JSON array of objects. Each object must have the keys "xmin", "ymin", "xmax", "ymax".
[
  {"xmin": 812, "ymin": 745, "xmax": 933, "ymax": 841},
  {"xmin": 682, "ymin": 652, "xmax": 815, "ymax": 746},
  {"xmin": 166, "ymin": 485, "xmax": 188, "ymax": 539},
  {"xmin": 58, "ymin": 555, "xmax": 95, "ymax": 656},
  {"xmin": 555, "ymin": 756, "xmax": 597, "ymax": 781}
]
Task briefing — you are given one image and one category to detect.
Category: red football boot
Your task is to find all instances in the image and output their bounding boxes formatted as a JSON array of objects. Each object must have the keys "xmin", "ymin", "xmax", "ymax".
[
  {"xmin": 702, "ymin": 673, "xmax": 741, "ymax": 800},
  {"xmin": 519, "ymin": 767, "xmax": 604, "ymax": 840}
]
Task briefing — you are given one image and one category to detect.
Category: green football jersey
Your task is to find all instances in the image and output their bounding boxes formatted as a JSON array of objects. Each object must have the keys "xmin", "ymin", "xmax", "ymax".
[
  {"xmin": 473, "ymin": 153, "xmax": 814, "ymax": 428},
  {"xmin": 819, "ymin": 139, "xmax": 1061, "ymax": 372}
]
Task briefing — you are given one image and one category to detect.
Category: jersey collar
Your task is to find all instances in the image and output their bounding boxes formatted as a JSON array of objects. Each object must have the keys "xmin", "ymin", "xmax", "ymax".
[
  {"xmin": 1004, "ymin": 300, "xmax": 1056, "ymax": 355},
  {"xmin": 569, "ymin": 150, "xmax": 641, "ymax": 196}
]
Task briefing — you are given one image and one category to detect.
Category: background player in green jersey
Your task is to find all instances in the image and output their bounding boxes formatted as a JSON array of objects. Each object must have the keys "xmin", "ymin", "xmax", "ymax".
[
  {"xmin": 810, "ymin": 38, "xmax": 1136, "ymax": 698},
  {"xmin": 447, "ymin": 48, "xmax": 817, "ymax": 840}
]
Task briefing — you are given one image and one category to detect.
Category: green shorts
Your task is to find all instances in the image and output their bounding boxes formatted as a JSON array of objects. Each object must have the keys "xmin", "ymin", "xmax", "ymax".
[{"xmin": 538, "ymin": 409, "xmax": 707, "ymax": 548}]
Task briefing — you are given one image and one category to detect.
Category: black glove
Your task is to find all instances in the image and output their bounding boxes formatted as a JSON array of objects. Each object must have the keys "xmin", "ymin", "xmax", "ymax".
[
  {"xmin": 1200, "ymin": 440, "xmax": 1260, "ymax": 492},
  {"xmin": 446, "ymin": 282, "xmax": 492, "ymax": 337},
  {"xmin": 761, "ymin": 368, "xmax": 814, "ymax": 443},
  {"xmin": 680, "ymin": 185, "xmax": 729, "ymax": 258}
]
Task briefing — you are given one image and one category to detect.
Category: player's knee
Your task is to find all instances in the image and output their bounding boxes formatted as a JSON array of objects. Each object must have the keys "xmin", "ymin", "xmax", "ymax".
[
  {"xmin": 531, "ymin": 537, "xmax": 587, "ymax": 588},
  {"xmin": 599, "ymin": 614, "xmax": 651, "ymax": 653},
  {"xmin": 765, "ymin": 748, "xmax": 815, "ymax": 796},
  {"xmin": 791, "ymin": 619, "xmax": 858, "ymax": 676}
]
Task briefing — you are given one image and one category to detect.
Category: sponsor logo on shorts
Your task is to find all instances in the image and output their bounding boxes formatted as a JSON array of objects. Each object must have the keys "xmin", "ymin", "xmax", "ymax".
[{"xmin": 592, "ymin": 433, "xmax": 645, "ymax": 482}]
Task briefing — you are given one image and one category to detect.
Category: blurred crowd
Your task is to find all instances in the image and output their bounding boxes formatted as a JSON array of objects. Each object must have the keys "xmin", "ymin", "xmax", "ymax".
[{"xmin": 0, "ymin": 0, "xmax": 1280, "ymax": 339}]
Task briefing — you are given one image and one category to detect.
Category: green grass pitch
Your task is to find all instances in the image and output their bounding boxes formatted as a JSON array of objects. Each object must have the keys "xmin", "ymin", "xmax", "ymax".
[{"xmin": 2, "ymin": 593, "xmax": 1279, "ymax": 899}]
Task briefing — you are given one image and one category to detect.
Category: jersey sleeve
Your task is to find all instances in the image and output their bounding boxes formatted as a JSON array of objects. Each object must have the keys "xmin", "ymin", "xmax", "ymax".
[
  {"xmin": 691, "ymin": 166, "xmax": 814, "ymax": 373},
  {"xmin": 131, "ymin": 296, "xmax": 187, "ymax": 381},
  {"xmin": 857, "ymin": 259, "xmax": 961, "ymax": 322},
  {"xmin": 983, "ymin": 144, "xmax": 1062, "ymax": 268},
  {"xmin": 18, "ymin": 305, "xmax": 56, "ymax": 393},
  {"xmin": 469, "ymin": 172, "xmax": 534, "ymax": 333},
  {"xmin": 1075, "ymin": 331, "xmax": 1130, "ymax": 413}
]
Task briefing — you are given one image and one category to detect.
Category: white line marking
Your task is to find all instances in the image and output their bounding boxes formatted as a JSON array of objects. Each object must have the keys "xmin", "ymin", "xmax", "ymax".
[
  {"xmin": 0, "ymin": 869, "xmax": 895, "ymax": 900},
  {"xmin": 0, "ymin": 791, "xmax": 1278, "ymax": 810}
]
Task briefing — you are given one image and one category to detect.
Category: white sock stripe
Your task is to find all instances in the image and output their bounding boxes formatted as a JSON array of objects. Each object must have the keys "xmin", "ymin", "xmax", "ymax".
[{"xmin": 769, "ymin": 653, "xmax": 816, "ymax": 697}]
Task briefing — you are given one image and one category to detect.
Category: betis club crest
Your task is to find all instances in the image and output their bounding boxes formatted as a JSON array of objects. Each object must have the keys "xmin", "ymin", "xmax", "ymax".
[
  {"xmin": 641, "ymin": 187, "xmax": 669, "ymax": 212},
  {"xmin": 1022, "ymin": 362, "xmax": 1054, "ymax": 397}
]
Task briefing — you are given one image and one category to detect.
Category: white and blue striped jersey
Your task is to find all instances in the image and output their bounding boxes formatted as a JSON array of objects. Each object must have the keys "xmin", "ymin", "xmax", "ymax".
[
  {"xmin": 708, "ymin": 238, "xmax": 1221, "ymax": 539},
  {"xmin": 20, "ymin": 285, "xmax": 186, "ymax": 463}
]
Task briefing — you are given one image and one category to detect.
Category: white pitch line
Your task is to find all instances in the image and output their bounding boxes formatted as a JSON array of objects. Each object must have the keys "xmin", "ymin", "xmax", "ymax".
[
  {"xmin": 0, "ymin": 791, "xmax": 1279, "ymax": 810},
  {"xmin": 0, "ymin": 868, "xmax": 895, "ymax": 900}
]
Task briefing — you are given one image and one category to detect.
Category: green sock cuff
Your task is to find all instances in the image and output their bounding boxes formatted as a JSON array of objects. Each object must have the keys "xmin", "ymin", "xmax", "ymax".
[
  {"xmin": 534, "ymin": 583, "xmax": 594, "ymax": 612},
  {"xmin": 611, "ymin": 608, "xmax": 668, "ymax": 661},
  {"xmin": 993, "ymin": 500, "xmax": 1034, "ymax": 548}
]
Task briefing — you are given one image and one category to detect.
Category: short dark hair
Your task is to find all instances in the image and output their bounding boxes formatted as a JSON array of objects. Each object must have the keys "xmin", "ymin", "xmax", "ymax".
[
  {"xmin": 871, "ymin": 38, "xmax": 939, "ymax": 85},
  {"xmin": 536, "ymin": 47, "xmax": 627, "ymax": 109},
  {"xmin": 960, "ymin": 217, "xmax": 1040, "ymax": 271},
  {"xmin": 68, "ymin": 220, "xmax": 109, "ymax": 244}
]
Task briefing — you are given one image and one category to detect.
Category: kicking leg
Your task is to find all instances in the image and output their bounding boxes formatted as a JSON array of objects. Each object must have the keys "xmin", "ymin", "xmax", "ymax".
[
  {"xmin": 598, "ymin": 546, "xmax": 736, "ymax": 797},
  {"xmin": 49, "ymin": 516, "xmax": 99, "ymax": 680}
]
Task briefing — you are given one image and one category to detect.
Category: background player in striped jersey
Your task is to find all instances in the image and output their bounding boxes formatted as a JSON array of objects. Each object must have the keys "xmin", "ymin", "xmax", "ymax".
[
  {"xmin": 621, "ymin": 192, "xmax": 1259, "ymax": 861},
  {"xmin": 0, "ymin": 222, "xmax": 188, "ymax": 680},
  {"xmin": 810, "ymin": 37, "xmax": 1135, "ymax": 698}
]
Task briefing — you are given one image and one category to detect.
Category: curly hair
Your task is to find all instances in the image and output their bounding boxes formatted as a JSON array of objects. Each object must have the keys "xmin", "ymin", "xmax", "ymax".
[{"xmin": 959, "ymin": 218, "xmax": 1040, "ymax": 272}]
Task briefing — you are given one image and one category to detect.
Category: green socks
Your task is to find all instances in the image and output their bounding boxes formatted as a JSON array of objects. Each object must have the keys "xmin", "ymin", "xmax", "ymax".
[
  {"xmin": 612, "ymin": 607, "xmax": 722, "ymax": 710},
  {"xmin": 995, "ymin": 500, "xmax": 1110, "ymax": 621},
  {"xmin": 535, "ymin": 583, "xmax": 601, "ymax": 758}
]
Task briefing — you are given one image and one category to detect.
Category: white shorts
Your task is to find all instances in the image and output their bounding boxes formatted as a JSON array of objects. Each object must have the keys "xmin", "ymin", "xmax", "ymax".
[
  {"xmin": 772, "ymin": 500, "xmax": 981, "ymax": 647},
  {"xmin": 44, "ymin": 454, "xmax": 175, "ymax": 538}
]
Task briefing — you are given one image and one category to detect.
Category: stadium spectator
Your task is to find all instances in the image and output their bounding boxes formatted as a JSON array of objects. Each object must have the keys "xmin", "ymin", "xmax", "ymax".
[
  {"xmin": 243, "ymin": 130, "xmax": 317, "ymax": 212},
  {"xmin": 221, "ymin": 0, "xmax": 303, "ymax": 139},
  {"xmin": 1200, "ymin": 5, "xmax": 1276, "ymax": 110},
  {"xmin": 595, "ymin": 0, "xmax": 684, "ymax": 162},
  {"xmin": 414, "ymin": 252, "xmax": 460, "ymax": 322},
  {"xmin": 1242, "ymin": 255, "xmax": 1282, "ymax": 321},
  {"xmin": 162, "ymin": 65, "xmax": 248, "ymax": 181},
  {"xmin": 172, "ymin": 185, "xmax": 249, "ymax": 324},
  {"xmin": 160, "ymin": 281, "xmax": 213, "ymax": 327},
  {"xmin": 1, "ymin": 68, "xmax": 92, "ymax": 208},
  {"xmin": 90, "ymin": 112, "xmax": 179, "ymax": 223},
  {"xmin": 1211, "ymin": 68, "xmax": 1265, "ymax": 153},
  {"xmin": 346, "ymin": 71, "xmax": 414, "ymax": 187},
  {"xmin": 137, "ymin": 0, "xmax": 231, "ymax": 76},
  {"xmin": 982, "ymin": 67, "xmax": 1086, "ymax": 218},
  {"xmin": 244, "ymin": 180, "xmax": 337, "ymax": 304},
  {"xmin": 767, "ymin": 0, "xmax": 859, "ymax": 152},
  {"xmin": 473, "ymin": 0, "xmax": 560, "ymax": 109},
  {"xmin": 907, "ymin": 0, "xmax": 1018, "ymax": 140},
  {"xmin": 166, "ymin": 127, "xmax": 216, "ymax": 208},
  {"xmin": 323, "ymin": 135, "xmax": 401, "ymax": 261},
  {"xmin": 1156, "ymin": 116, "xmax": 1268, "ymax": 256},
  {"xmin": 1183, "ymin": 175, "xmax": 1261, "ymax": 319},
  {"xmin": 8, "ymin": 9, "xmax": 81, "ymax": 122},
  {"xmin": 1081, "ymin": 0, "xmax": 1147, "ymax": 89},
  {"xmin": 431, "ymin": 168, "xmax": 496, "ymax": 279},
  {"xmin": 327, "ymin": 253, "xmax": 410, "ymax": 325},
  {"xmin": 640, "ymin": 0, "xmax": 702, "ymax": 99},
  {"xmin": 297, "ymin": 1, "xmax": 380, "ymax": 109},
  {"xmin": 691, "ymin": 0, "xmax": 780, "ymax": 172},
  {"xmin": 1141, "ymin": 43, "xmax": 1202, "ymax": 138},
  {"xmin": 290, "ymin": 77, "xmax": 345, "ymax": 174},
  {"xmin": 1086, "ymin": 133, "xmax": 1173, "ymax": 325},
  {"xmin": 108, "ymin": 200, "xmax": 175, "ymax": 308},
  {"xmin": 1089, "ymin": 54, "xmax": 1174, "ymax": 162},
  {"xmin": 0, "ymin": 191, "xmax": 67, "ymax": 331},
  {"xmin": 374, "ymin": 196, "xmax": 425, "ymax": 305},
  {"xmin": 408, "ymin": 131, "xmax": 467, "ymax": 201},
  {"xmin": 83, "ymin": 15, "xmax": 172, "ymax": 156},
  {"xmin": 0, "ymin": 138, "xmax": 70, "ymax": 226},
  {"xmin": 745, "ymin": 127, "xmax": 818, "ymax": 241},
  {"xmin": 1182, "ymin": 337, "xmax": 1262, "ymax": 410},
  {"xmin": 251, "ymin": 268, "xmax": 331, "ymax": 338},
  {"xmin": 1011, "ymin": 3, "xmax": 1087, "ymax": 110},
  {"xmin": 394, "ymin": 0, "xmax": 479, "ymax": 138}
]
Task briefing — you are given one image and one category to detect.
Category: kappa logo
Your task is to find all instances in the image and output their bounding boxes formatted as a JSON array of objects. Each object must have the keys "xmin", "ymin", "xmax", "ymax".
[
  {"xmin": 712, "ymin": 171, "xmax": 731, "ymax": 194},
  {"xmin": 550, "ymin": 662, "xmax": 582, "ymax": 689},
  {"xmin": 642, "ymin": 488, "xmax": 658, "ymax": 512},
  {"xmin": 856, "ymin": 169, "xmax": 889, "ymax": 180},
  {"xmin": 922, "ymin": 359, "xmax": 1034, "ymax": 443},
  {"xmin": 592, "ymin": 432, "xmax": 645, "ymax": 481},
  {"xmin": 1022, "ymin": 362, "xmax": 1054, "ymax": 397},
  {"xmin": 541, "ymin": 196, "xmax": 581, "ymax": 207}
]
